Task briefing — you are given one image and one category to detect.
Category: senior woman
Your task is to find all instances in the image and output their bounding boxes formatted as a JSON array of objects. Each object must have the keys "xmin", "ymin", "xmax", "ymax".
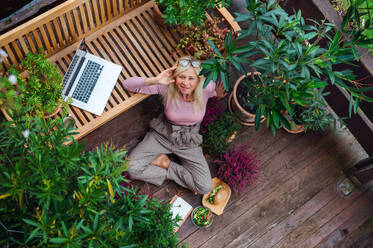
[{"xmin": 122, "ymin": 56, "xmax": 226, "ymax": 194}]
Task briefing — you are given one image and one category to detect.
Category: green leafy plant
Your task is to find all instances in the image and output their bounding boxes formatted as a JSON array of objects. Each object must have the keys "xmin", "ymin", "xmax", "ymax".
[
  {"xmin": 286, "ymin": 92, "xmax": 338, "ymax": 132},
  {"xmin": 155, "ymin": 0, "xmax": 232, "ymax": 26},
  {"xmin": 0, "ymin": 49, "xmax": 63, "ymax": 117},
  {"xmin": 201, "ymin": 0, "xmax": 373, "ymax": 135},
  {"xmin": 0, "ymin": 109, "xmax": 179, "ymax": 247},
  {"xmin": 202, "ymin": 112, "xmax": 240, "ymax": 155},
  {"xmin": 175, "ymin": 18, "xmax": 230, "ymax": 59},
  {"xmin": 20, "ymin": 49, "xmax": 63, "ymax": 115}
]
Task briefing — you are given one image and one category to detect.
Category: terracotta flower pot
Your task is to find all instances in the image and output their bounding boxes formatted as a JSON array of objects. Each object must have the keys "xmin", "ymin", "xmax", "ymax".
[
  {"xmin": 283, "ymin": 122, "xmax": 305, "ymax": 134},
  {"xmin": 228, "ymin": 72, "xmax": 266, "ymax": 126},
  {"xmin": 44, "ymin": 103, "xmax": 62, "ymax": 118}
]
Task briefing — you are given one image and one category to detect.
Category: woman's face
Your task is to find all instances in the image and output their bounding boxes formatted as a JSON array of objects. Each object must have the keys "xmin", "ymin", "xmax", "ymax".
[{"xmin": 175, "ymin": 67, "xmax": 199, "ymax": 97}]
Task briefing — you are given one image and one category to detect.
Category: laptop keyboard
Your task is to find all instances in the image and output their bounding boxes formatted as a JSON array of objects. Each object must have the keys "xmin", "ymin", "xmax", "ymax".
[
  {"xmin": 62, "ymin": 55, "xmax": 80, "ymax": 88},
  {"xmin": 71, "ymin": 60, "xmax": 104, "ymax": 103}
]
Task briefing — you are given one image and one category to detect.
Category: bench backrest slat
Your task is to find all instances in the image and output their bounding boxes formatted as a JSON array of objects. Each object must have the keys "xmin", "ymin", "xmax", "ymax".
[{"xmin": 0, "ymin": 0, "xmax": 149, "ymax": 69}]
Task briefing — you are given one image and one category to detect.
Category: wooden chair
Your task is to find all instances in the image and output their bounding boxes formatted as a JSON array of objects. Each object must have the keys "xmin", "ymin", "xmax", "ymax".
[{"xmin": 0, "ymin": 0, "xmax": 240, "ymax": 143}]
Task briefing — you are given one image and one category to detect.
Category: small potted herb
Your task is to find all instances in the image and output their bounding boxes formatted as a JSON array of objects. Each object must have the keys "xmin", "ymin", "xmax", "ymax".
[{"xmin": 191, "ymin": 206, "xmax": 213, "ymax": 228}]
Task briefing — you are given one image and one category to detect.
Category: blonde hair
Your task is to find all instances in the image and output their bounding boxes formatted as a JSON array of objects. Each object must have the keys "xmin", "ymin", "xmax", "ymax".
[{"xmin": 163, "ymin": 56, "xmax": 205, "ymax": 111}]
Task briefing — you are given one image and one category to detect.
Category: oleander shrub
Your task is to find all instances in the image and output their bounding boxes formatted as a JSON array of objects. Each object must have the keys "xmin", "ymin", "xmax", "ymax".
[
  {"xmin": 0, "ymin": 109, "xmax": 179, "ymax": 247},
  {"xmin": 214, "ymin": 146, "xmax": 260, "ymax": 194}
]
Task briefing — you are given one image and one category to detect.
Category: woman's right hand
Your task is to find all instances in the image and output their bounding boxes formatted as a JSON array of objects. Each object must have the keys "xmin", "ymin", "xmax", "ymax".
[{"xmin": 146, "ymin": 64, "xmax": 177, "ymax": 86}]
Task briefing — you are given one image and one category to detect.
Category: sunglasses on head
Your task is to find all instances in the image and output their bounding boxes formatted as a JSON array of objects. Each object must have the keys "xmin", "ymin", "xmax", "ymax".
[{"xmin": 179, "ymin": 59, "xmax": 201, "ymax": 68}]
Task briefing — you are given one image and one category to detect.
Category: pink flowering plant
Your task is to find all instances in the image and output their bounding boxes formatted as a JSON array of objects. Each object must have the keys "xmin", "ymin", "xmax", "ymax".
[{"xmin": 214, "ymin": 146, "xmax": 260, "ymax": 194}]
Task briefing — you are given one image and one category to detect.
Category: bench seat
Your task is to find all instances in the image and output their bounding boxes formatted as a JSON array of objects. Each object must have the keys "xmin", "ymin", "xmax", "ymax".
[{"xmin": 0, "ymin": 0, "xmax": 240, "ymax": 143}]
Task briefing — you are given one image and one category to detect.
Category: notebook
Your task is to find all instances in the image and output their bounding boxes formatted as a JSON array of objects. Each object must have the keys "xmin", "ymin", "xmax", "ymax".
[
  {"xmin": 62, "ymin": 40, "xmax": 122, "ymax": 116},
  {"xmin": 170, "ymin": 195, "xmax": 193, "ymax": 232}
]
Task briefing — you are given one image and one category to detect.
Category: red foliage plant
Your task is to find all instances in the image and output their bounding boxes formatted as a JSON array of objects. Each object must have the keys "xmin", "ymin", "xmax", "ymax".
[
  {"xmin": 214, "ymin": 145, "xmax": 260, "ymax": 194},
  {"xmin": 200, "ymin": 97, "xmax": 225, "ymax": 134}
]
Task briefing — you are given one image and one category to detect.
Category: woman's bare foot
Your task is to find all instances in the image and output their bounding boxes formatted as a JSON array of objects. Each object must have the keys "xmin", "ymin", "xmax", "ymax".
[{"xmin": 151, "ymin": 154, "xmax": 171, "ymax": 170}]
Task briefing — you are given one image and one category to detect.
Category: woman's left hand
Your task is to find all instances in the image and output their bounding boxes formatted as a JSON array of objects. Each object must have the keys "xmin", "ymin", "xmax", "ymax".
[{"xmin": 215, "ymin": 80, "xmax": 228, "ymax": 99}]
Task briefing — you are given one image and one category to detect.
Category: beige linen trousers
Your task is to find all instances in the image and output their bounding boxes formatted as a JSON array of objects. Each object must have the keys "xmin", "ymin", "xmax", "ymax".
[{"xmin": 127, "ymin": 114, "xmax": 212, "ymax": 194}]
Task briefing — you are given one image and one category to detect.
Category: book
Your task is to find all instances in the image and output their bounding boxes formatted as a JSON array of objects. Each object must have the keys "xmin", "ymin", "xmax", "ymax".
[{"xmin": 170, "ymin": 195, "xmax": 193, "ymax": 232}]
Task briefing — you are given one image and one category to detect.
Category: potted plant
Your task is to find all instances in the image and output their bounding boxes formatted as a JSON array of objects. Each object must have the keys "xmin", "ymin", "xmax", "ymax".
[
  {"xmin": 201, "ymin": 0, "xmax": 373, "ymax": 135},
  {"xmin": 227, "ymin": 72, "xmax": 266, "ymax": 126},
  {"xmin": 2, "ymin": 49, "xmax": 63, "ymax": 117},
  {"xmin": 214, "ymin": 145, "xmax": 260, "ymax": 194},
  {"xmin": 283, "ymin": 91, "xmax": 337, "ymax": 133},
  {"xmin": 174, "ymin": 18, "xmax": 231, "ymax": 60},
  {"xmin": 153, "ymin": 0, "xmax": 232, "ymax": 27},
  {"xmin": 191, "ymin": 206, "xmax": 213, "ymax": 228}
]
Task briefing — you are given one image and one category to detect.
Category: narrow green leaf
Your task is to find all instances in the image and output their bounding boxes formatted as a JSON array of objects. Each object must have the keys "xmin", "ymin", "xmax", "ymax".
[
  {"xmin": 49, "ymin": 237, "xmax": 69, "ymax": 244},
  {"xmin": 255, "ymin": 106, "xmax": 262, "ymax": 130}
]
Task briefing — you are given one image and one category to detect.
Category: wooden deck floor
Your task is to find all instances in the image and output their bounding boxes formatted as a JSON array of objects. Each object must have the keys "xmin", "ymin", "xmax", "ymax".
[{"xmin": 81, "ymin": 93, "xmax": 373, "ymax": 248}]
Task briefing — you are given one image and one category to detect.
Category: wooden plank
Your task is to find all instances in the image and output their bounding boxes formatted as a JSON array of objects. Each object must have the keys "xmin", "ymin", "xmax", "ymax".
[
  {"xmin": 66, "ymin": 10, "xmax": 77, "ymax": 41},
  {"xmin": 18, "ymin": 37, "xmax": 29, "ymax": 55},
  {"xmin": 216, "ymin": 7, "xmax": 241, "ymax": 32},
  {"xmin": 85, "ymin": 1, "xmax": 95, "ymax": 30},
  {"xmin": 73, "ymin": 8, "xmax": 83, "ymax": 37},
  {"xmin": 96, "ymin": 35, "xmax": 129, "ymax": 100},
  {"xmin": 110, "ymin": 28, "xmax": 152, "ymax": 77},
  {"xmin": 250, "ymin": 176, "xmax": 346, "ymax": 248},
  {"xmin": 46, "ymin": 22, "xmax": 58, "ymax": 50},
  {"xmin": 11, "ymin": 41, "xmax": 23, "ymax": 62},
  {"xmin": 314, "ymin": 195, "xmax": 373, "ymax": 248},
  {"xmin": 203, "ymin": 133, "xmax": 361, "ymax": 248},
  {"xmin": 334, "ymin": 217, "xmax": 373, "ymax": 248},
  {"xmin": 142, "ymin": 9, "xmax": 179, "ymax": 48},
  {"xmin": 60, "ymin": 14, "xmax": 71, "ymax": 42},
  {"xmin": 135, "ymin": 14, "xmax": 176, "ymax": 66},
  {"xmin": 127, "ymin": 18, "xmax": 169, "ymax": 69},
  {"xmin": 32, "ymin": 30, "xmax": 44, "ymax": 50},
  {"xmin": 118, "ymin": 0, "xmax": 124, "ymax": 13},
  {"xmin": 124, "ymin": 0, "xmax": 128, "ymax": 11},
  {"xmin": 112, "ymin": 0, "xmax": 118, "ymax": 17},
  {"xmin": 99, "ymin": 0, "xmax": 106, "ymax": 24},
  {"xmin": 106, "ymin": 0, "xmax": 112, "ymax": 21},
  {"xmin": 273, "ymin": 189, "xmax": 362, "ymax": 247},
  {"xmin": 53, "ymin": 19, "xmax": 64, "ymax": 46},
  {"xmin": 119, "ymin": 23, "xmax": 160, "ymax": 75},
  {"xmin": 103, "ymin": 31, "xmax": 133, "ymax": 78},
  {"xmin": 300, "ymin": 192, "xmax": 373, "ymax": 248},
  {"xmin": 39, "ymin": 25, "xmax": 53, "ymax": 53},
  {"xmin": 79, "ymin": 3, "xmax": 89, "ymax": 33},
  {"xmin": 180, "ymin": 129, "xmax": 354, "ymax": 246},
  {"xmin": 91, "ymin": 0, "xmax": 101, "ymax": 26}
]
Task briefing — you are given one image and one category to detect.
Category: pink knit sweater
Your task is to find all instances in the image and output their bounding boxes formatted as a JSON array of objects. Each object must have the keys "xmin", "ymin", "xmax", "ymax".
[{"xmin": 123, "ymin": 77, "xmax": 216, "ymax": 125}]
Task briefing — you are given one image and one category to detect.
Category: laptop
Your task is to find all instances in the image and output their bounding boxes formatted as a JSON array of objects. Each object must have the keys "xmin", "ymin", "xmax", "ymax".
[{"xmin": 62, "ymin": 40, "xmax": 122, "ymax": 116}]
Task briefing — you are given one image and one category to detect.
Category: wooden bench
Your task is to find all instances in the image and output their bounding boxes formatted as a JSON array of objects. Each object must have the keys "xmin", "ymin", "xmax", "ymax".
[{"xmin": 0, "ymin": 0, "xmax": 240, "ymax": 141}]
